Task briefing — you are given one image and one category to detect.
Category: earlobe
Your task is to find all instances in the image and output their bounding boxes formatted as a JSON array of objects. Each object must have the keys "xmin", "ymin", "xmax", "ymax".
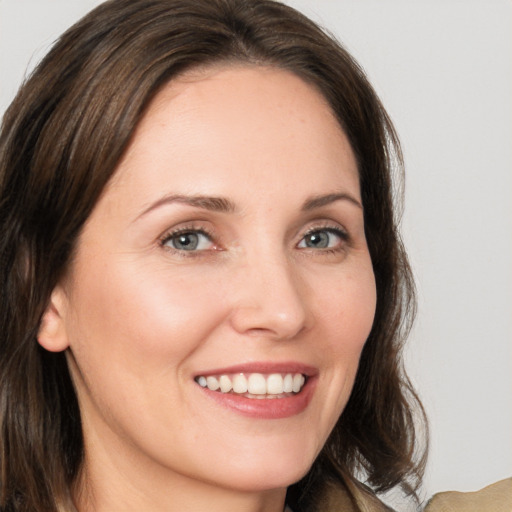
[{"xmin": 37, "ymin": 286, "xmax": 70, "ymax": 352}]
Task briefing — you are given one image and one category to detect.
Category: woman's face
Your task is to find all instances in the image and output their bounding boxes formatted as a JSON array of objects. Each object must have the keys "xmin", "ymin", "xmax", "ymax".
[{"xmin": 44, "ymin": 66, "xmax": 376, "ymax": 497}]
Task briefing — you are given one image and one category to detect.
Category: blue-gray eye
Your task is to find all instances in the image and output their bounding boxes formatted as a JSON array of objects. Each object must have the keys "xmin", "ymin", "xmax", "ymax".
[
  {"xmin": 298, "ymin": 229, "xmax": 345, "ymax": 249},
  {"xmin": 164, "ymin": 231, "xmax": 213, "ymax": 251}
]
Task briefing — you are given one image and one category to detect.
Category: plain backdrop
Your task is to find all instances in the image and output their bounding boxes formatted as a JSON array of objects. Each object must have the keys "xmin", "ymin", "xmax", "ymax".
[{"xmin": 1, "ymin": 0, "xmax": 510, "ymax": 506}]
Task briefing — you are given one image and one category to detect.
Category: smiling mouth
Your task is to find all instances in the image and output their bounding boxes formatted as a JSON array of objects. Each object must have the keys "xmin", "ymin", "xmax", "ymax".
[{"xmin": 194, "ymin": 372, "xmax": 306, "ymax": 398}]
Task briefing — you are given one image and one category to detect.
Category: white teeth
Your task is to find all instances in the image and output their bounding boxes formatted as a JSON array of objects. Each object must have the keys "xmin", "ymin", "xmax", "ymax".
[
  {"xmin": 196, "ymin": 372, "xmax": 307, "ymax": 397},
  {"xmin": 232, "ymin": 374, "xmax": 248, "ymax": 393},
  {"xmin": 206, "ymin": 376, "xmax": 220, "ymax": 391},
  {"xmin": 219, "ymin": 375, "xmax": 232, "ymax": 393},
  {"xmin": 248, "ymin": 373, "xmax": 267, "ymax": 394},
  {"xmin": 283, "ymin": 374, "xmax": 293, "ymax": 393},
  {"xmin": 292, "ymin": 374, "xmax": 305, "ymax": 393},
  {"xmin": 267, "ymin": 374, "xmax": 284, "ymax": 394}
]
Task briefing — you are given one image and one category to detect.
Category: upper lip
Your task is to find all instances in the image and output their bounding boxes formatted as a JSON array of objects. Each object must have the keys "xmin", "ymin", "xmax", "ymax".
[{"xmin": 194, "ymin": 361, "xmax": 318, "ymax": 378}]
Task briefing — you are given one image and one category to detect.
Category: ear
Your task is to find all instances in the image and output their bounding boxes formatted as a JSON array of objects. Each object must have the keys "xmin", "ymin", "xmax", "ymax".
[{"xmin": 37, "ymin": 286, "xmax": 70, "ymax": 352}]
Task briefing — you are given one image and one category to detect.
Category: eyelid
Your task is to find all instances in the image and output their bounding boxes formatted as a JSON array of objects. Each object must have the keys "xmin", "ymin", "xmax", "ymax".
[
  {"xmin": 299, "ymin": 222, "xmax": 349, "ymax": 241},
  {"xmin": 302, "ymin": 223, "xmax": 348, "ymax": 238}
]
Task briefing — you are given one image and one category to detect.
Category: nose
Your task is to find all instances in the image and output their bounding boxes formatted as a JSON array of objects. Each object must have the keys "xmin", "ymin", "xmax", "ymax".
[{"xmin": 228, "ymin": 253, "xmax": 309, "ymax": 340}]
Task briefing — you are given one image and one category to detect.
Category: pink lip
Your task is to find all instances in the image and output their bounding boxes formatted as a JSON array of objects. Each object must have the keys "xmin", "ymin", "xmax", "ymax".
[{"xmin": 194, "ymin": 361, "xmax": 318, "ymax": 420}]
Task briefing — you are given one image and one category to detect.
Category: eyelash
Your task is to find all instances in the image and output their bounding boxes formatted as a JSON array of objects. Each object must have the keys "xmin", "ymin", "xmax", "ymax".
[{"xmin": 159, "ymin": 223, "xmax": 349, "ymax": 257}]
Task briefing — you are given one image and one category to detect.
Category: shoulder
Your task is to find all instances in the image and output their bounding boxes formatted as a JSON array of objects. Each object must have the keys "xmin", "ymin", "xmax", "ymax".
[{"xmin": 424, "ymin": 478, "xmax": 512, "ymax": 512}]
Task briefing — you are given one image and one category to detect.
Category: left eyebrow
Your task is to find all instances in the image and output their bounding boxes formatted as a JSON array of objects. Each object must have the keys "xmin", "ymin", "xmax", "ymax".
[{"xmin": 301, "ymin": 192, "xmax": 362, "ymax": 211}]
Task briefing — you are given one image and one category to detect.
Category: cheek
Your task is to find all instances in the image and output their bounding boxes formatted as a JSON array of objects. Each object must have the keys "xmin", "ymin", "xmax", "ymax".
[
  {"xmin": 313, "ymin": 261, "xmax": 376, "ymax": 420},
  {"xmin": 64, "ymin": 258, "xmax": 228, "ymax": 384},
  {"xmin": 320, "ymin": 261, "xmax": 376, "ymax": 352}
]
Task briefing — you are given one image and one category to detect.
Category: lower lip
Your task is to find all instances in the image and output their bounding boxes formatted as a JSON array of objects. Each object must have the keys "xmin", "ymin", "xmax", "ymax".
[{"xmin": 198, "ymin": 378, "xmax": 317, "ymax": 419}]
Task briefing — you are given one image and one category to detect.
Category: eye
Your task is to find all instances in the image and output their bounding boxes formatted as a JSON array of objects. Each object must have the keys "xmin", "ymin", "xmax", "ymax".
[
  {"xmin": 297, "ymin": 227, "xmax": 347, "ymax": 250},
  {"xmin": 161, "ymin": 230, "xmax": 214, "ymax": 252}
]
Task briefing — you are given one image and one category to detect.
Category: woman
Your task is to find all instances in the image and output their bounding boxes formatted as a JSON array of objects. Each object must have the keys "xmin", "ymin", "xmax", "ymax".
[{"xmin": 0, "ymin": 1, "xmax": 426, "ymax": 510}]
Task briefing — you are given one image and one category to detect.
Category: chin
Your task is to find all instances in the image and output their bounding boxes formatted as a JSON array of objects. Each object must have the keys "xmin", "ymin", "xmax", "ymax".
[
  {"xmin": 217, "ymin": 465, "xmax": 311, "ymax": 494},
  {"xmin": 204, "ymin": 439, "xmax": 318, "ymax": 493}
]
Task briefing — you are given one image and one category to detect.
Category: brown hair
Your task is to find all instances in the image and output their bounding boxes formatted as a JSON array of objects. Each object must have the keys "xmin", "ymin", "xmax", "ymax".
[{"xmin": 0, "ymin": 1, "xmax": 427, "ymax": 510}]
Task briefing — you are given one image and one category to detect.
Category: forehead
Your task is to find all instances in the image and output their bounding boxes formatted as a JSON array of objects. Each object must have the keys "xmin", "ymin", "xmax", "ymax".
[{"xmin": 106, "ymin": 64, "xmax": 359, "ymax": 207}]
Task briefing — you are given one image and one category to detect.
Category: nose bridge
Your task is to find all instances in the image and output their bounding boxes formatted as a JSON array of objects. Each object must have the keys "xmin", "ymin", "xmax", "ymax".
[{"xmin": 229, "ymin": 244, "xmax": 309, "ymax": 339}]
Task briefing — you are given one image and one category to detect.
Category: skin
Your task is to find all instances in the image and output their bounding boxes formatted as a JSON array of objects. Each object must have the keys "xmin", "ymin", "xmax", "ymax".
[{"xmin": 39, "ymin": 66, "xmax": 377, "ymax": 512}]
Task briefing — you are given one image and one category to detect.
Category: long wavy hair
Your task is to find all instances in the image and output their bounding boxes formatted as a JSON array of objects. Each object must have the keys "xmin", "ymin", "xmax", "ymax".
[{"xmin": 0, "ymin": 1, "xmax": 427, "ymax": 510}]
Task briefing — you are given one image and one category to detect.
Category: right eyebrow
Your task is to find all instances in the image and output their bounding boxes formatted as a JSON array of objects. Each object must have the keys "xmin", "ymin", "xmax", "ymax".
[{"xmin": 135, "ymin": 194, "xmax": 237, "ymax": 220}]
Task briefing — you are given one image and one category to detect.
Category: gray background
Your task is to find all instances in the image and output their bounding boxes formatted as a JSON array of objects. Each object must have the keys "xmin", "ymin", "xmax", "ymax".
[{"xmin": 1, "ymin": 0, "xmax": 510, "ymax": 503}]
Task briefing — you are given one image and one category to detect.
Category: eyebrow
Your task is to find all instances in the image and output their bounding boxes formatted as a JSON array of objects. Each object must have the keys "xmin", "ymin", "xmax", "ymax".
[
  {"xmin": 137, "ymin": 194, "xmax": 237, "ymax": 219},
  {"xmin": 136, "ymin": 190, "xmax": 362, "ymax": 221},
  {"xmin": 302, "ymin": 192, "xmax": 362, "ymax": 211}
]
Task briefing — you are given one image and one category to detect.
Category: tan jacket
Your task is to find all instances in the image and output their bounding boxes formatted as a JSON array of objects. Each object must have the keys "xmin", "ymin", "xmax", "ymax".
[
  {"xmin": 423, "ymin": 478, "xmax": 512, "ymax": 512},
  {"xmin": 319, "ymin": 477, "xmax": 512, "ymax": 512}
]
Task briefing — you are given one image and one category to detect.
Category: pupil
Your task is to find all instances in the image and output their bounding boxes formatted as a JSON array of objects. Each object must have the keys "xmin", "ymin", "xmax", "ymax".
[{"xmin": 307, "ymin": 232, "xmax": 328, "ymax": 248}]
